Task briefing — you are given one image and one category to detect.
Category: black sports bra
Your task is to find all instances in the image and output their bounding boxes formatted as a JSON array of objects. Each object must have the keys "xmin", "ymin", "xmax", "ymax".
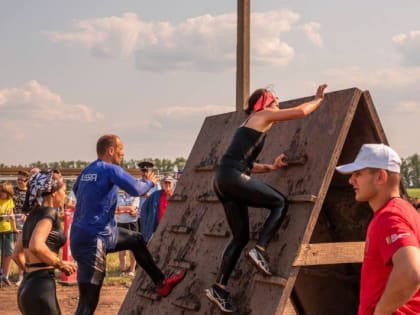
[{"xmin": 22, "ymin": 206, "xmax": 66, "ymax": 254}]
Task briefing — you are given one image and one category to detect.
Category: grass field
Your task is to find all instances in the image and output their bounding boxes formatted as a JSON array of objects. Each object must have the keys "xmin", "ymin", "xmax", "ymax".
[{"xmin": 408, "ymin": 188, "xmax": 420, "ymax": 198}]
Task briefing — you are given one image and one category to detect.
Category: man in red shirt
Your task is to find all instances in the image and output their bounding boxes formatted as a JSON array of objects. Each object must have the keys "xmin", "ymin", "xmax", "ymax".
[
  {"xmin": 336, "ymin": 143, "xmax": 420, "ymax": 315},
  {"xmin": 140, "ymin": 175, "xmax": 176, "ymax": 242}
]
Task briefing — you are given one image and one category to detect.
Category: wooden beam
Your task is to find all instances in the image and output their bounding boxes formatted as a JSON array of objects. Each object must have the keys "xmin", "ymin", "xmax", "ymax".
[
  {"xmin": 293, "ymin": 242, "xmax": 365, "ymax": 266},
  {"xmin": 236, "ymin": 0, "xmax": 250, "ymax": 111}
]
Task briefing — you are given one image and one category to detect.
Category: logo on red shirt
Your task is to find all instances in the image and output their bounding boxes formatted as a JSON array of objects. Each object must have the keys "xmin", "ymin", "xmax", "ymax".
[{"xmin": 385, "ymin": 232, "xmax": 411, "ymax": 244}]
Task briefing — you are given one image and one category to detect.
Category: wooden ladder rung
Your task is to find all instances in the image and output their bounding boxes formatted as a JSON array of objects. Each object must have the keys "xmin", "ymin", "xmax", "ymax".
[
  {"xmin": 254, "ymin": 274, "xmax": 288, "ymax": 287},
  {"xmin": 168, "ymin": 225, "xmax": 192, "ymax": 234},
  {"xmin": 172, "ymin": 297, "xmax": 200, "ymax": 311},
  {"xmin": 197, "ymin": 194, "xmax": 219, "ymax": 203},
  {"xmin": 195, "ymin": 165, "xmax": 215, "ymax": 172},
  {"xmin": 288, "ymin": 194, "xmax": 317, "ymax": 203},
  {"xmin": 285, "ymin": 155, "xmax": 308, "ymax": 165},
  {"xmin": 137, "ymin": 290, "xmax": 160, "ymax": 301},
  {"xmin": 169, "ymin": 194, "xmax": 187, "ymax": 202},
  {"xmin": 203, "ymin": 230, "xmax": 230, "ymax": 238},
  {"xmin": 169, "ymin": 260, "xmax": 196, "ymax": 270}
]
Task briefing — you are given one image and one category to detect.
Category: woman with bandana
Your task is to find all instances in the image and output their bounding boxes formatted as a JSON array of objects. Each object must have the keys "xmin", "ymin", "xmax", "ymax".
[
  {"xmin": 206, "ymin": 84, "xmax": 328, "ymax": 313},
  {"xmin": 12, "ymin": 170, "xmax": 77, "ymax": 315}
]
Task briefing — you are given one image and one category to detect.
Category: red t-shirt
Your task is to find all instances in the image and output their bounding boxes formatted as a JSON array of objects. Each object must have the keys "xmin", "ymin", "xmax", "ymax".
[
  {"xmin": 158, "ymin": 191, "xmax": 168, "ymax": 224},
  {"xmin": 359, "ymin": 198, "xmax": 420, "ymax": 315}
]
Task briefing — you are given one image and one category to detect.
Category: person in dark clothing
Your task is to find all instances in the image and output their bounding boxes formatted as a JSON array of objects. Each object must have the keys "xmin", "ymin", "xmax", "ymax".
[
  {"xmin": 206, "ymin": 84, "xmax": 328, "ymax": 313},
  {"xmin": 12, "ymin": 170, "xmax": 77, "ymax": 315}
]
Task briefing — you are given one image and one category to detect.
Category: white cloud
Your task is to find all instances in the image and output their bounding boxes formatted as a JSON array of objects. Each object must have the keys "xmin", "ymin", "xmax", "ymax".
[
  {"xmin": 394, "ymin": 100, "xmax": 420, "ymax": 114},
  {"xmin": 45, "ymin": 12, "xmax": 142, "ymax": 58},
  {"xmin": 0, "ymin": 80, "xmax": 103, "ymax": 122},
  {"xmin": 44, "ymin": 10, "xmax": 300, "ymax": 71},
  {"xmin": 0, "ymin": 81, "xmax": 105, "ymax": 164},
  {"xmin": 154, "ymin": 104, "xmax": 233, "ymax": 119},
  {"xmin": 300, "ymin": 22, "xmax": 323, "ymax": 47},
  {"xmin": 324, "ymin": 66, "xmax": 420, "ymax": 89},
  {"xmin": 392, "ymin": 30, "xmax": 420, "ymax": 66}
]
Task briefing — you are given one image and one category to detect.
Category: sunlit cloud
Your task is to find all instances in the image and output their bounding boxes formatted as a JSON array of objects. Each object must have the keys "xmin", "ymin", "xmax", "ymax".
[
  {"xmin": 324, "ymin": 66, "xmax": 420, "ymax": 89},
  {"xmin": 300, "ymin": 22, "xmax": 323, "ymax": 47},
  {"xmin": 394, "ymin": 100, "xmax": 420, "ymax": 114},
  {"xmin": 0, "ymin": 80, "xmax": 103, "ymax": 122},
  {"xmin": 44, "ymin": 10, "xmax": 301, "ymax": 71},
  {"xmin": 154, "ymin": 104, "xmax": 233, "ymax": 118},
  {"xmin": 392, "ymin": 30, "xmax": 420, "ymax": 66}
]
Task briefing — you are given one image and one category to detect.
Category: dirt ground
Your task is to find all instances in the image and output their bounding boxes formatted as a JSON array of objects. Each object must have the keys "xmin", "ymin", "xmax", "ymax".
[{"xmin": 0, "ymin": 283, "xmax": 128, "ymax": 315}]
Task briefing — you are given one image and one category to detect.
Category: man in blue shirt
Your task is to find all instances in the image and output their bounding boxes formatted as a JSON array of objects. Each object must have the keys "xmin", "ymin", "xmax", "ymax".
[{"xmin": 70, "ymin": 134, "xmax": 185, "ymax": 315}]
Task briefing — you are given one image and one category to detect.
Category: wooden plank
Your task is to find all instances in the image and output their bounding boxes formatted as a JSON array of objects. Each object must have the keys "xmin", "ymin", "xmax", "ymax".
[
  {"xmin": 197, "ymin": 194, "xmax": 219, "ymax": 203},
  {"xmin": 281, "ymin": 298, "xmax": 298, "ymax": 315},
  {"xmin": 195, "ymin": 165, "xmax": 215, "ymax": 172},
  {"xmin": 293, "ymin": 242, "xmax": 365, "ymax": 266},
  {"xmin": 284, "ymin": 155, "xmax": 308, "ymax": 166},
  {"xmin": 137, "ymin": 290, "xmax": 160, "ymax": 301},
  {"xmin": 254, "ymin": 275, "xmax": 288, "ymax": 287},
  {"xmin": 288, "ymin": 195, "xmax": 317, "ymax": 203},
  {"xmin": 169, "ymin": 194, "xmax": 187, "ymax": 202},
  {"xmin": 172, "ymin": 298, "xmax": 200, "ymax": 311},
  {"xmin": 169, "ymin": 260, "xmax": 196, "ymax": 270},
  {"xmin": 168, "ymin": 225, "xmax": 192, "ymax": 234},
  {"xmin": 203, "ymin": 230, "xmax": 230, "ymax": 238}
]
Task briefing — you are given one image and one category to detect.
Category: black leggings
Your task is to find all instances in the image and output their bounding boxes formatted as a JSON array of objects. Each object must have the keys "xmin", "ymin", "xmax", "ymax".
[
  {"xmin": 18, "ymin": 269, "xmax": 61, "ymax": 315},
  {"xmin": 213, "ymin": 166, "xmax": 288, "ymax": 285},
  {"xmin": 74, "ymin": 227, "xmax": 165, "ymax": 315}
]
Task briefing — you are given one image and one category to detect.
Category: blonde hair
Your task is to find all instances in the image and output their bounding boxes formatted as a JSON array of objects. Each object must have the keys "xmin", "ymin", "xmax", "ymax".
[{"xmin": 0, "ymin": 182, "xmax": 14, "ymax": 198}]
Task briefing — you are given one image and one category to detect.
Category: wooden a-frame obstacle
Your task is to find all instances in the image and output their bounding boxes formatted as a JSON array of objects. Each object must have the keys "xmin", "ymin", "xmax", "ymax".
[{"xmin": 120, "ymin": 87, "xmax": 388, "ymax": 314}]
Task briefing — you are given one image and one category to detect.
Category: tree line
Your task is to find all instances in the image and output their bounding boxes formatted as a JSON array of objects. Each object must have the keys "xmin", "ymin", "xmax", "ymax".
[
  {"xmin": 401, "ymin": 154, "xmax": 420, "ymax": 188},
  {"xmin": 1, "ymin": 154, "xmax": 419, "ymax": 187},
  {"xmin": 0, "ymin": 157, "xmax": 187, "ymax": 176}
]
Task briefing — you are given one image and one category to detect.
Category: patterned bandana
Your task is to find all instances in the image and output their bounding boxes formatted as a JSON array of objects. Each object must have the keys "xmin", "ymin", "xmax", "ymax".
[
  {"xmin": 253, "ymin": 91, "xmax": 277, "ymax": 113},
  {"xmin": 26, "ymin": 170, "xmax": 60, "ymax": 208}
]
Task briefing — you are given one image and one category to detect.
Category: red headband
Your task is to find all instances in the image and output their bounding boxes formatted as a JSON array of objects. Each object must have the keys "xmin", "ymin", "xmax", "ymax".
[{"xmin": 253, "ymin": 91, "xmax": 276, "ymax": 112}]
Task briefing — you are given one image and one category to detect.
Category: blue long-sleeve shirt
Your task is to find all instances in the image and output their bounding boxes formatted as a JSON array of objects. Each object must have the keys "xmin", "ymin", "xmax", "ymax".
[{"xmin": 72, "ymin": 159, "xmax": 153, "ymax": 246}]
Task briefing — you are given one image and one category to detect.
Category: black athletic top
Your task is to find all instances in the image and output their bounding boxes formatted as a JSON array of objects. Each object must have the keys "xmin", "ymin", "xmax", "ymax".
[
  {"xmin": 220, "ymin": 126, "xmax": 266, "ymax": 172},
  {"xmin": 22, "ymin": 206, "xmax": 66, "ymax": 254}
]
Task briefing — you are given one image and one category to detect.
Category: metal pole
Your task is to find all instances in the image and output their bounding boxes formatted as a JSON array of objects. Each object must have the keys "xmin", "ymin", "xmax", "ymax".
[{"xmin": 236, "ymin": 0, "xmax": 250, "ymax": 111}]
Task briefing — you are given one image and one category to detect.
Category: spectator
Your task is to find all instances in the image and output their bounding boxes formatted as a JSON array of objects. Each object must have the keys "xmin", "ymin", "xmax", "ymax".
[
  {"xmin": 13, "ymin": 170, "xmax": 29, "ymax": 225},
  {"xmin": 0, "ymin": 182, "xmax": 18, "ymax": 286},
  {"xmin": 137, "ymin": 162, "xmax": 161, "ymax": 233},
  {"xmin": 137, "ymin": 161, "xmax": 161, "ymax": 209},
  {"xmin": 66, "ymin": 190, "xmax": 77, "ymax": 208},
  {"xmin": 70, "ymin": 134, "xmax": 185, "ymax": 315},
  {"xmin": 12, "ymin": 170, "xmax": 77, "ymax": 315},
  {"xmin": 115, "ymin": 191, "xmax": 140, "ymax": 277},
  {"xmin": 140, "ymin": 175, "xmax": 176, "ymax": 243},
  {"xmin": 13, "ymin": 170, "xmax": 29, "ymax": 286},
  {"xmin": 336, "ymin": 143, "xmax": 420, "ymax": 315}
]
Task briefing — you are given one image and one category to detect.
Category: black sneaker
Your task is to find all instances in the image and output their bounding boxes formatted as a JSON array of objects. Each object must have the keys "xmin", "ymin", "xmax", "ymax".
[
  {"xmin": 247, "ymin": 247, "xmax": 272, "ymax": 276},
  {"xmin": 205, "ymin": 284, "xmax": 237, "ymax": 313}
]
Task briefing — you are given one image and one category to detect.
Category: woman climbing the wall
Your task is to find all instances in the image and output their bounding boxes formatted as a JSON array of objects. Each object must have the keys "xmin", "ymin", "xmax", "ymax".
[{"xmin": 206, "ymin": 83, "xmax": 328, "ymax": 313}]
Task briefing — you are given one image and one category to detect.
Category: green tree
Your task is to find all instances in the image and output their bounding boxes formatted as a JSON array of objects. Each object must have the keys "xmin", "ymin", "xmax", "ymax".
[
  {"xmin": 408, "ymin": 154, "xmax": 420, "ymax": 187},
  {"xmin": 401, "ymin": 158, "xmax": 411, "ymax": 188}
]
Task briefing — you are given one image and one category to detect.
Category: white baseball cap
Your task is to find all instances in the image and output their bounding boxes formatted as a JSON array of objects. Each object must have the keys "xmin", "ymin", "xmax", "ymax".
[{"xmin": 336, "ymin": 143, "xmax": 401, "ymax": 174}]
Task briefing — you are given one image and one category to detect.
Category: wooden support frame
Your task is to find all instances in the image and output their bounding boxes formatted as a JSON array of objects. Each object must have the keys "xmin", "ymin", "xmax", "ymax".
[{"xmin": 293, "ymin": 242, "xmax": 365, "ymax": 266}]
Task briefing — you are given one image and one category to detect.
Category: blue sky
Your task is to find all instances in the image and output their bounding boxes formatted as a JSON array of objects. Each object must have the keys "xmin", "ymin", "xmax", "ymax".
[{"xmin": 1, "ymin": 1, "xmax": 419, "ymax": 165}]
